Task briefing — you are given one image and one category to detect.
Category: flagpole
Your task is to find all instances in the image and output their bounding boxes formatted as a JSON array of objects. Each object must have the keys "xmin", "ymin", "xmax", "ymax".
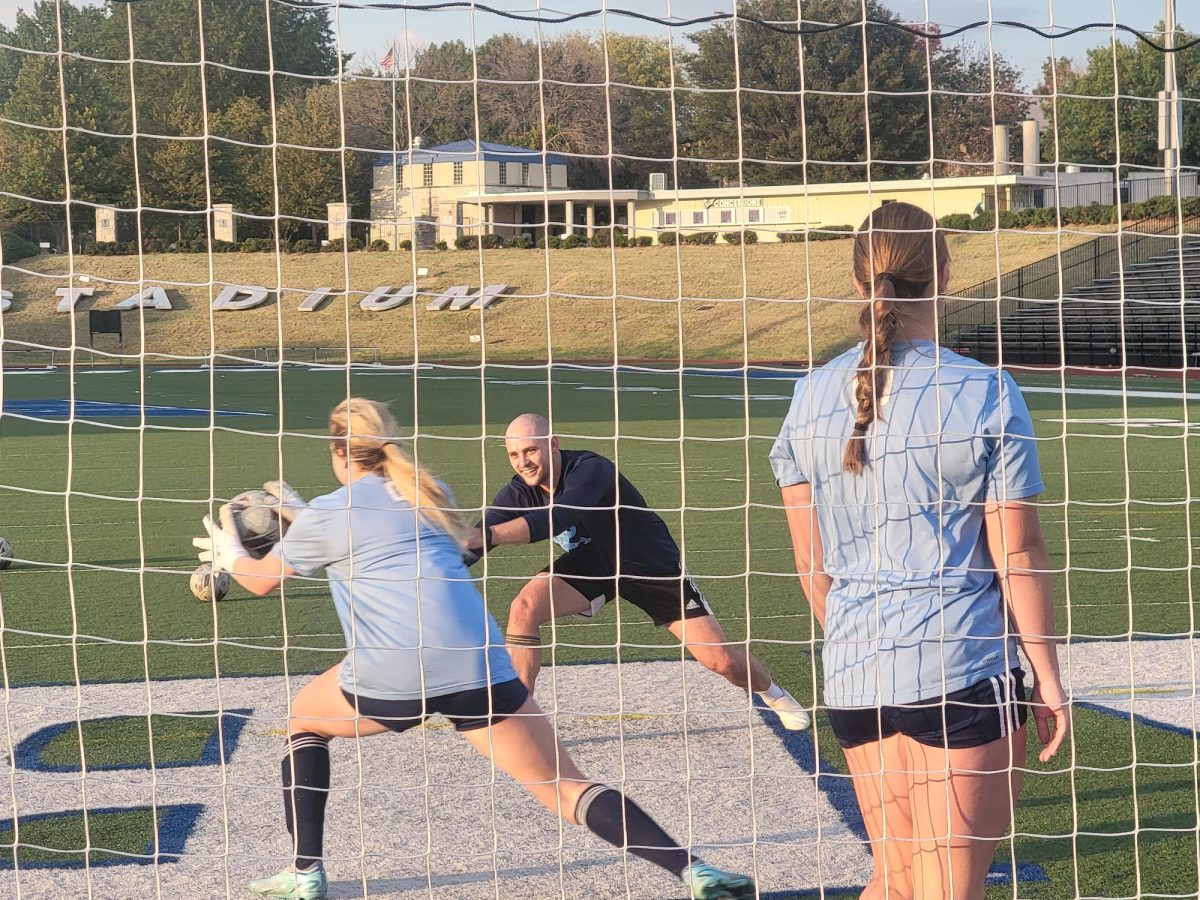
[{"xmin": 390, "ymin": 44, "xmax": 398, "ymax": 252}]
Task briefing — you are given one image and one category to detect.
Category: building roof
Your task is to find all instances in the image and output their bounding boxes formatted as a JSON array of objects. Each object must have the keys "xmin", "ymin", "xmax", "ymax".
[{"xmin": 373, "ymin": 140, "xmax": 567, "ymax": 168}]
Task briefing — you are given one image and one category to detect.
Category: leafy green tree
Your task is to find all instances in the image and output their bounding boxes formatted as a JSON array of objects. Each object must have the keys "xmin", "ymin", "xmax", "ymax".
[
  {"xmin": 1039, "ymin": 24, "xmax": 1198, "ymax": 173},
  {"xmin": 932, "ymin": 44, "xmax": 1029, "ymax": 176},
  {"xmin": 684, "ymin": 0, "xmax": 930, "ymax": 184},
  {"xmin": 274, "ymin": 85, "xmax": 371, "ymax": 240}
]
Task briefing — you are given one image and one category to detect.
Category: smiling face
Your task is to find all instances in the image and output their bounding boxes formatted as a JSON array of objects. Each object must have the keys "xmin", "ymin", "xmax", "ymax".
[{"xmin": 505, "ymin": 414, "xmax": 559, "ymax": 490}]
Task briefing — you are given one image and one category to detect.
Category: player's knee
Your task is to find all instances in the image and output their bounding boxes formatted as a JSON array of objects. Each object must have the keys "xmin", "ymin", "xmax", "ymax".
[{"xmin": 508, "ymin": 585, "xmax": 551, "ymax": 629}]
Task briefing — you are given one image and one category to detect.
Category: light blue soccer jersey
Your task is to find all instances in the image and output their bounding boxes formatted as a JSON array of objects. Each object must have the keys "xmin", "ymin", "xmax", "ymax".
[
  {"xmin": 770, "ymin": 340, "xmax": 1044, "ymax": 708},
  {"xmin": 278, "ymin": 473, "xmax": 516, "ymax": 701}
]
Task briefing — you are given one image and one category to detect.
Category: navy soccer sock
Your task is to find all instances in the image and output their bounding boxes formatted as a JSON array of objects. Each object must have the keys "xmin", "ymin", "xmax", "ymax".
[
  {"xmin": 575, "ymin": 783, "xmax": 696, "ymax": 879},
  {"xmin": 281, "ymin": 732, "xmax": 331, "ymax": 870}
]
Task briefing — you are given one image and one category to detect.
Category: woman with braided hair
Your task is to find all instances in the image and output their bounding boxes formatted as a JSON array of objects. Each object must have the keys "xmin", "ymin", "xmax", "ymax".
[
  {"xmin": 194, "ymin": 397, "xmax": 754, "ymax": 899},
  {"xmin": 770, "ymin": 202, "xmax": 1069, "ymax": 899}
]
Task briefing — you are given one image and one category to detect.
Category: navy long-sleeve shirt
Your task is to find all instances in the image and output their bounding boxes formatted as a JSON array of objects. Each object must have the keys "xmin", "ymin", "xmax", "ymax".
[{"xmin": 485, "ymin": 449, "xmax": 681, "ymax": 576}]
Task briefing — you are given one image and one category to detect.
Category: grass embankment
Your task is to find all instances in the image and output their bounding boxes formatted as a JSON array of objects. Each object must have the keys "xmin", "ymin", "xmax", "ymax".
[{"xmin": 0, "ymin": 230, "xmax": 1093, "ymax": 363}]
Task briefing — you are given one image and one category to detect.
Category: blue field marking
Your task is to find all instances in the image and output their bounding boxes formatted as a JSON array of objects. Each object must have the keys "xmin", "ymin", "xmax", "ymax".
[
  {"xmin": 14, "ymin": 709, "xmax": 251, "ymax": 773},
  {"xmin": 0, "ymin": 803, "xmax": 204, "ymax": 869},
  {"xmin": 2, "ymin": 399, "xmax": 265, "ymax": 418},
  {"xmin": 753, "ymin": 700, "xmax": 1049, "ymax": 892}
]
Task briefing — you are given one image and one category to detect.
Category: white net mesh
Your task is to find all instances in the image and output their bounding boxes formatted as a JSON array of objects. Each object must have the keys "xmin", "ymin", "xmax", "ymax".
[{"xmin": 0, "ymin": 0, "xmax": 1197, "ymax": 897}]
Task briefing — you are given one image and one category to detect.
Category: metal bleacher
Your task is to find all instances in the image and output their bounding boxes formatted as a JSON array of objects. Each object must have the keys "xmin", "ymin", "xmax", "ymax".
[{"xmin": 942, "ymin": 214, "xmax": 1200, "ymax": 368}]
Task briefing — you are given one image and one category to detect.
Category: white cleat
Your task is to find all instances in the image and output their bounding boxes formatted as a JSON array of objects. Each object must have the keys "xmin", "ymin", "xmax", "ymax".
[{"xmin": 763, "ymin": 688, "xmax": 811, "ymax": 731}]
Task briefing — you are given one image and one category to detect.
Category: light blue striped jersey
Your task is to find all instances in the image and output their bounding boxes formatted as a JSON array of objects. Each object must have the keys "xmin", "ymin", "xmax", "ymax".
[
  {"xmin": 770, "ymin": 340, "xmax": 1044, "ymax": 708},
  {"xmin": 278, "ymin": 473, "xmax": 516, "ymax": 701}
]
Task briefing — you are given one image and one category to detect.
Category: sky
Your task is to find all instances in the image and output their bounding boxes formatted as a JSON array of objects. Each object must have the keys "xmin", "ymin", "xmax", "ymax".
[{"xmin": 0, "ymin": 0, "xmax": 1175, "ymax": 91}]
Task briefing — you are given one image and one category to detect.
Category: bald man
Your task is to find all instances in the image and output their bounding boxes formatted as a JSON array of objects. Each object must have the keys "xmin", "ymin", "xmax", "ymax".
[{"xmin": 464, "ymin": 413, "xmax": 810, "ymax": 731}]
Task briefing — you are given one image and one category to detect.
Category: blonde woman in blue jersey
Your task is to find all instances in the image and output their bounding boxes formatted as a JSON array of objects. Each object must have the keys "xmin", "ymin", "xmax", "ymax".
[
  {"xmin": 771, "ymin": 203, "xmax": 1070, "ymax": 900},
  {"xmin": 194, "ymin": 398, "xmax": 754, "ymax": 900}
]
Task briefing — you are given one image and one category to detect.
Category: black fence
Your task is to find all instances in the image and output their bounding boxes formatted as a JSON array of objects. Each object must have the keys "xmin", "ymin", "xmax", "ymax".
[{"xmin": 940, "ymin": 215, "xmax": 1200, "ymax": 339}]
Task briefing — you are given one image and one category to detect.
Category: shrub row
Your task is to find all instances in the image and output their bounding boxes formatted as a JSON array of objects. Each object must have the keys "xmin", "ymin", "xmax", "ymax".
[
  {"xmin": 938, "ymin": 197, "xmax": 1200, "ymax": 232},
  {"xmin": 722, "ymin": 230, "xmax": 759, "ymax": 245},
  {"xmin": 777, "ymin": 225, "xmax": 855, "ymax": 243},
  {"xmin": 1, "ymin": 232, "xmax": 40, "ymax": 263}
]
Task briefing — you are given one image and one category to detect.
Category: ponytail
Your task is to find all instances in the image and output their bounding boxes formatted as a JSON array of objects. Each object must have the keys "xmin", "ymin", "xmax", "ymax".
[
  {"xmin": 329, "ymin": 398, "xmax": 469, "ymax": 542},
  {"xmin": 844, "ymin": 202, "xmax": 949, "ymax": 475},
  {"xmin": 844, "ymin": 277, "xmax": 900, "ymax": 475}
]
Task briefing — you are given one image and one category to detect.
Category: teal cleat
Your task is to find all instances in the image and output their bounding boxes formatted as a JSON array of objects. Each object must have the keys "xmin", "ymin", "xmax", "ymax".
[
  {"xmin": 682, "ymin": 863, "xmax": 757, "ymax": 899},
  {"xmin": 248, "ymin": 863, "xmax": 327, "ymax": 899}
]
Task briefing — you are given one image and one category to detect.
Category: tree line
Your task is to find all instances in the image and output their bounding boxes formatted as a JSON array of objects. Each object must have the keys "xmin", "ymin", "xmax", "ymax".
[{"xmin": 3, "ymin": 0, "xmax": 1121, "ymax": 250}]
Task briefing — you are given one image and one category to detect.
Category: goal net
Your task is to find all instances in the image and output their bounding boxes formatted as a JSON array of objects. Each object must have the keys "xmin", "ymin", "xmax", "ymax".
[{"xmin": 0, "ymin": 0, "xmax": 1196, "ymax": 896}]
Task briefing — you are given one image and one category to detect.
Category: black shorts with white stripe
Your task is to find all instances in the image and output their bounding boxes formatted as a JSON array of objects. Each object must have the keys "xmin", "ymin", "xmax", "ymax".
[
  {"xmin": 827, "ymin": 669, "xmax": 1028, "ymax": 750},
  {"xmin": 541, "ymin": 551, "xmax": 713, "ymax": 627}
]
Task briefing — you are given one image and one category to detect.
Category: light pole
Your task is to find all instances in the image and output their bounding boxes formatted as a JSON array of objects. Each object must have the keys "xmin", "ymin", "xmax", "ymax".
[{"xmin": 1160, "ymin": 0, "xmax": 1181, "ymax": 193}]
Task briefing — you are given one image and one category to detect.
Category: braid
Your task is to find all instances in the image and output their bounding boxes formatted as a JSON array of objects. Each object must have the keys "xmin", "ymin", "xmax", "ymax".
[
  {"xmin": 843, "ymin": 202, "xmax": 948, "ymax": 476},
  {"xmin": 844, "ymin": 285, "xmax": 900, "ymax": 475}
]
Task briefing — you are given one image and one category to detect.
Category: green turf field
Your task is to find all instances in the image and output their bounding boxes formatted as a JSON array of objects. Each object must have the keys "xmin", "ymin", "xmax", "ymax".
[{"xmin": 0, "ymin": 362, "xmax": 1197, "ymax": 897}]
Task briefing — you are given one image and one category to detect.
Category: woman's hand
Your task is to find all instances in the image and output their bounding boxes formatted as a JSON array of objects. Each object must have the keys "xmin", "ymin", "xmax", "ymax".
[{"xmin": 1030, "ymin": 677, "xmax": 1070, "ymax": 763}]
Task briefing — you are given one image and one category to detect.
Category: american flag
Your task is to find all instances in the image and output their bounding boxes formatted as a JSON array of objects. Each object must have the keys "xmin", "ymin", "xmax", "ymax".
[{"xmin": 380, "ymin": 46, "xmax": 395, "ymax": 71}]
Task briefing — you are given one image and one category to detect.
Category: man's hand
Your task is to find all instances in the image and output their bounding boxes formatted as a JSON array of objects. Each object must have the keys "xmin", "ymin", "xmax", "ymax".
[
  {"xmin": 192, "ymin": 506, "xmax": 250, "ymax": 573},
  {"xmin": 461, "ymin": 523, "xmax": 492, "ymax": 567},
  {"xmin": 262, "ymin": 480, "xmax": 308, "ymax": 525}
]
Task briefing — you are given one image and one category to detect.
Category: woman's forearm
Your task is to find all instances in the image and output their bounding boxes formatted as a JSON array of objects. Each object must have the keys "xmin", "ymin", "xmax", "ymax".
[{"xmin": 230, "ymin": 552, "xmax": 288, "ymax": 596}]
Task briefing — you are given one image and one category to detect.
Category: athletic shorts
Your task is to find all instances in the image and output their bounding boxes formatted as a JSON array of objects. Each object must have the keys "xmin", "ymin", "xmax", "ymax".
[
  {"xmin": 827, "ymin": 669, "xmax": 1027, "ymax": 750},
  {"xmin": 341, "ymin": 678, "xmax": 528, "ymax": 733},
  {"xmin": 542, "ymin": 553, "xmax": 713, "ymax": 627}
]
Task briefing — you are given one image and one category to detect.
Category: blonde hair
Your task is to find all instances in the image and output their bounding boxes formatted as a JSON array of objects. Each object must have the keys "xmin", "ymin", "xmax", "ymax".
[
  {"xmin": 845, "ymin": 202, "xmax": 949, "ymax": 475},
  {"xmin": 329, "ymin": 398, "xmax": 468, "ymax": 541}
]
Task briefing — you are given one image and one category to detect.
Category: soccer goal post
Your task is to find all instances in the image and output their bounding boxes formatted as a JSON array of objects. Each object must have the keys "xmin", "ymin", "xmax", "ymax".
[{"xmin": 0, "ymin": 1, "xmax": 1197, "ymax": 897}]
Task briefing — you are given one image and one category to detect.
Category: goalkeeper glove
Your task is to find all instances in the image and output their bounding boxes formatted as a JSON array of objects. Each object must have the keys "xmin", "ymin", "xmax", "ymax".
[
  {"xmin": 262, "ymin": 480, "xmax": 308, "ymax": 524},
  {"xmin": 193, "ymin": 506, "xmax": 249, "ymax": 573},
  {"xmin": 461, "ymin": 522, "xmax": 494, "ymax": 568}
]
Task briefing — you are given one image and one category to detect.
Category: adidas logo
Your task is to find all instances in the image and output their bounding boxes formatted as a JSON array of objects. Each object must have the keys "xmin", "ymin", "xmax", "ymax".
[{"xmin": 685, "ymin": 599, "xmax": 700, "ymax": 610}]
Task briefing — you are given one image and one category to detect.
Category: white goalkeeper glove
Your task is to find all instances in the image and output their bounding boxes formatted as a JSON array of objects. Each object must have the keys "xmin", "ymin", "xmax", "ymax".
[
  {"xmin": 192, "ymin": 506, "xmax": 249, "ymax": 573},
  {"xmin": 262, "ymin": 480, "xmax": 308, "ymax": 525}
]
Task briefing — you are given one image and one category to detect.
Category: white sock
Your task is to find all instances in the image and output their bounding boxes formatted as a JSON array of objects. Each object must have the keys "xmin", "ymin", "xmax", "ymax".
[{"xmin": 757, "ymin": 682, "xmax": 786, "ymax": 702}]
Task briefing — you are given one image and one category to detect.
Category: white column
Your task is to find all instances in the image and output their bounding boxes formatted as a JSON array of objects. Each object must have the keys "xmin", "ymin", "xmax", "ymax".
[
  {"xmin": 213, "ymin": 203, "xmax": 236, "ymax": 243},
  {"xmin": 564, "ymin": 200, "xmax": 575, "ymax": 237},
  {"xmin": 585, "ymin": 203, "xmax": 595, "ymax": 239},
  {"xmin": 626, "ymin": 200, "xmax": 636, "ymax": 240}
]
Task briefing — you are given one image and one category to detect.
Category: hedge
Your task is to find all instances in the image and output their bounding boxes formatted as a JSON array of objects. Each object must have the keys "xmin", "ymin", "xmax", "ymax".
[
  {"xmin": 241, "ymin": 237, "xmax": 275, "ymax": 253},
  {"xmin": 1, "ymin": 232, "xmax": 39, "ymax": 263},
  {"xmin": 723, "ymin": 230, "xmax": 758, "ymax": 245},
  {"xmin": 368, "ymin": 239, "xmax": 390, "ymax": 252},
  {"xmin": 778, "ymin": 226, "xmax": 854, "ymax": 243}
]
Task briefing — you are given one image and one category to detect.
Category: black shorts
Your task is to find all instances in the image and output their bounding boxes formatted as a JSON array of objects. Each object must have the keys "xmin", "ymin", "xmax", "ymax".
[
  {"xmin": 827, "ymin": 669, "xmax": 1027, "ymax": 750},
  {"xmin": 341, "ymin": 678, "xmax": 528, "ymax": 733},
  {"xmin": 542, "ymin": 553, "xmax": 713, "ymax": 627}
]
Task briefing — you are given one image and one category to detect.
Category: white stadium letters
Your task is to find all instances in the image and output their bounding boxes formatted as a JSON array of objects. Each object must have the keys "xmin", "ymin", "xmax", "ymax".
[{"xmin": 0, "ymin": 284, "xmax": 509, "ymax": 315}]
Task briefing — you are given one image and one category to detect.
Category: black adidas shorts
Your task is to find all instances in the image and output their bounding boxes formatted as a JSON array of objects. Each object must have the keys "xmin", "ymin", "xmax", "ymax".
[
  {"xmin": 542, "ymin": 553, "xmax": 713, "ymax": 627},
  {"xmin": 341, "ymin": 678, "xmax": 528, "ymax": 733},
  {"xmin": 827, "ymin": 669, "xmax": 1027, "ymax": 750}
]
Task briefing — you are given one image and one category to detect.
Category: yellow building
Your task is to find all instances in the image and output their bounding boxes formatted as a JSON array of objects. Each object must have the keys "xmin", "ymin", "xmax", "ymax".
[{"xmin": 371, "ymin": 142, "xmax": 1113, "ymax": 246}]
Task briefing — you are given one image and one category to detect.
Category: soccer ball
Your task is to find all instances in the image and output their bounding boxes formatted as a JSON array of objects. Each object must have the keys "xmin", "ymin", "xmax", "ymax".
[
  {"xmin": 0, "ymin": 537, "xmax": 12, "ymax": 570},
  {"xmin": 222, "ymin": 489, "xmax": 286, "ymax": 559},
  {"xmin": 190, "ymin": 562, "xmax": 230, "ymax": 603}
]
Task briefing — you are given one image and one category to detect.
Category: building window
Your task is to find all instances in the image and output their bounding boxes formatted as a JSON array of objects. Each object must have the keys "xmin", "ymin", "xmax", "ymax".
[
  {"xmin": 691, "ymin": 210, "xmax": 705, "ymax": 226},
  {"xmin": 663, "ymin": 211, "xmax": 677, "ymax": 226},
  {"xmin": 422, "ymin": 163, "xmax": 433, "ymax": 187},
  {"xmin": 521, "ymin": 163, "xmax": 530, "ymax": 186},
  {"xmin": 453, "ymin": 162, "xmax": 463, "ymax": 185},
  {"xmin": 544, "ymin": 162, "xmax": 553, "ymax": 186},
  {"xmin": 499, "ymin": 163, "xmax": 508, "ymax": 186},
  {"xmin": 746, "ymin": 208, "xmax": 762, "ymax": 224},
  {"xmin": 719, "ymin": 209, "xmax": 734, "ymax": 225}
]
